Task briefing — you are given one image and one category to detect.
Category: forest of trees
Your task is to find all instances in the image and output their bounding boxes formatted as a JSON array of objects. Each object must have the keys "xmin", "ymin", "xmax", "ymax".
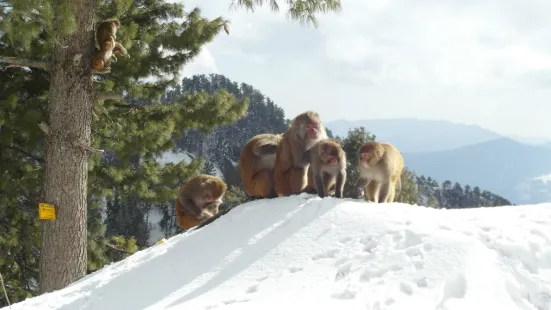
[{"xmin": 0, "ymin": 0, "xmax": 511, "ymax": 307}]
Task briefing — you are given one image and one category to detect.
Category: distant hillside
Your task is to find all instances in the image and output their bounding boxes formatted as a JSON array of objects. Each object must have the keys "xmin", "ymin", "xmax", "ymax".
[
  {"xmin": 403, "ymin": 138, "xmax": 551, "ymax": 204},
  {"xmin": 325, "ymin": 118, "xmax": 504, "ymax": 153}
]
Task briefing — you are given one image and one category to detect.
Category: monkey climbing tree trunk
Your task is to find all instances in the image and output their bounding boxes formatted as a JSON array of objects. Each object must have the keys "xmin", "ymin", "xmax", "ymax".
[{"xmin": 39, "ymin": 0, "xmax": 97, "ymax": 293}]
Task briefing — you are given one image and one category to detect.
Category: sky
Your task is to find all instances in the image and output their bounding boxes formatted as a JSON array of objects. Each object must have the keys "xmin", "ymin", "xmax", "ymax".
[{"xmin": 180, "ymin": 0, "xmax": 551, "ymax": 139}]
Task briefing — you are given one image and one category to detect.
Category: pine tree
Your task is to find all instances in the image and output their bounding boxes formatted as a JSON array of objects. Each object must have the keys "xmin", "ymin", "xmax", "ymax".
[
  {"xmin": 1, "ymin": 0, "xmax": 342, "ymax": 295},
  {"xmin": 340, "ymin": 127, "xmax": 376, "ymax": 197}
]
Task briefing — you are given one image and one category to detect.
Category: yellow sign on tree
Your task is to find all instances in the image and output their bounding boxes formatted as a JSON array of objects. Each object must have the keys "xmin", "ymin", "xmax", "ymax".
[{"xmin": 38, "ymin": 203, "xmax": 56, "ymax": 220}]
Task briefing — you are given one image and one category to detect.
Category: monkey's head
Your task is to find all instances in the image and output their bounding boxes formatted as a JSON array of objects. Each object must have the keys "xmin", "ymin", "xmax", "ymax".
[
  {"xmin": 359, "ymin": 142, "xmax": 384, "ymax": 168},
  {"xmin": 292, "ymin": 111, "xmax": 328, "ymax": 148},
  {"xmin": 93, "ymin": 58, "xmax": 105, "ymax": 69},
  {"xmin": 318, "ymin": 140, "xmax": 343, "ymax": 165},
  {"xmin": 197, "ymin": 176, "xmax": 227, "ymax": 206}
]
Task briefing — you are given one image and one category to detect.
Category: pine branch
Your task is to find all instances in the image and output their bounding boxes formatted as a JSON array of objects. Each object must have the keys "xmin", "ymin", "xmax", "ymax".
[
  {"xmin": 95, "ymin": 91, "xmax": 125, "ymax": 101},
  {"xmin": 0, "ymin": 56, "xmax": 49, "ymax": 70},
  {"xmin": 74, "ymin": 140, "xmax": 104, "ymax": 153},
  {"xmin": 1, "ymin": 56, "xmax": 112, "ymax": 75},
  {"xmin": 0, "ymin": 142, "xmax": 44, "ymax": 163},
  {"xmin": 90, "ymin": 237, "xmax": 133, "ymax": 254}
]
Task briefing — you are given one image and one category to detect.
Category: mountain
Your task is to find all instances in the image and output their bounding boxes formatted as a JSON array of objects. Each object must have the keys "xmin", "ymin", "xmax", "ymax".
[
  {"xmin": 403, "ymin": 138, "xmax": 551, "ymax": 204},
  {"xmin": 325, "ymin": 118, "xmax": 504, "ymax": 153},
  {"xmin": 4, "ymin": 196, "xmax": 550, "ymax": 310}
]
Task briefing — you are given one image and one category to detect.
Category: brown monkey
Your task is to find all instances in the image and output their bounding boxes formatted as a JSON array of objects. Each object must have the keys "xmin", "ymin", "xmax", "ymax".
[
  {"xmin": 238, "ymin": 133, "xmax": 284, "ymax": 198},
  {"xmin": 92, "ymin": 19, "xmax": 129, "ymax": 71},
  {"xmin": 309, "ymin": 139, "xmax": 347, "ymax": 198},
  {"xmin": 354, "ymin": 142, "xmax": 404, "ymax": 203},
  {"xmin": 273, "ymin": 111, "xmax": 328, "ymax": 196},
  {"xmin": 175, "ymin": 174, "xmax": 227, "ymax": 230}
]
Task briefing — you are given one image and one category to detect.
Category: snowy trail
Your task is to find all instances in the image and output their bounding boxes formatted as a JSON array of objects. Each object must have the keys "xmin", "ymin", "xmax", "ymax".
[{"xmin": 3, "ymin": 195, "xmax": 551, "ymax": 310}]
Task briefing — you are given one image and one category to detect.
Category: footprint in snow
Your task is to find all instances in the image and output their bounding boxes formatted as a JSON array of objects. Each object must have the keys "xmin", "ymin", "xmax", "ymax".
[
  {"xmin": 331, "ymin": 285, "xmax": 357, "ymax": 300},
  {"xmin": 256, "ymin": 275, "xmax": 269, "ymax": 282},
  {"xmin": 288, "ymin": 266, "xmax": 303, "ymax": 273},
  {"xmin": 245, "ymin": 284, "xmax": 259, "ymax": 294},
  {"xmin": 222, "ymin": 298, "xmax": 250, "ymax": 305},
  {"xmin": 334, "ymin": 263, "xmax": 352, "ymax": 281},
  {"xmin": 400, "ymin": 282, "xmax": 414, "ymax": 295},
  {"xmin": 311, "ymin": 248, "xmax": 340, "ymax": 260}
]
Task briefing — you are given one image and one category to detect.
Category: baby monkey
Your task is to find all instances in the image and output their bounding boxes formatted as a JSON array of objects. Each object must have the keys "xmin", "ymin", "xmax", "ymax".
[{"xmin": 309, "ymin": 139, "xmax": 347, "ymax": 198}]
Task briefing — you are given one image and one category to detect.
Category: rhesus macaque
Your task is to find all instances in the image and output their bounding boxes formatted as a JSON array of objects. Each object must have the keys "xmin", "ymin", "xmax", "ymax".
[
  {"xmin": 309, "ymin": 139, "xmax": 347, "ymax": 198},
  {"xmin": 92, "ymin": 19, "xmax": 129, "ymax": 72},
  {"xmin": 354, "ymin": 142, "xmax": 404, "ymax": 203},
  {"xmin": 238, "ymin": 133, "xmax": 283, "ymax": 198},
  {"xmin": 175, "ymin": 174, "xmax": 227, "ymax": 230},
  {"xmin": 273, "ymin": 111, "xmax": 328, "ymax": 196}
]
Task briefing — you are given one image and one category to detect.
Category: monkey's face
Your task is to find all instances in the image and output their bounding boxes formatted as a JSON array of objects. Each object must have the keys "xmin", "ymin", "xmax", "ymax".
[
  {"xmin": 320, "ymin": 144, "xmax": 339, "ymax": 165},
  {"xmin": 359, "ymin": 149, "xmax": 382, "ymax": 168},
  {"xmin": 296, "ymin": 115, "xmax": 322, "ymax": 139}
]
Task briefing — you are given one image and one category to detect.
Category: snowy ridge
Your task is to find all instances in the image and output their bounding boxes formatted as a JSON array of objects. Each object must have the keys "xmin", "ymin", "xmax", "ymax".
[{"xmin": 4, "ymin": 195, "xmax": 551, "ymax": 310}]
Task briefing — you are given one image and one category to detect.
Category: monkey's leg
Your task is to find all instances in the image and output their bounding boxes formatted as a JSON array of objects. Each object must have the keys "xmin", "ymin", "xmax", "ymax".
[
  {"xmin": 387, "ymin": 183, "xmax": 396, "ymax": 203},
  {"xmin": 289, "ymin": 167, "xmax": 308, "ymax": 194},
  {"xmin": 315, "ymin": 172, "xmax": 326, "ymax": 198},
  {"xmin": 303, "ymin": 169, "xmax": 317, "ymax": 194},
  {"xmin": 335, "ymin": 171, "xmax": 346, "ymax": 199},
  {"xmin": 366, "ymin": 181, "xmax": 380, "ymax": 203},
  {"xmin": 277, "ymin": 168, "xmax": 293, "ymax": 196},
  {"xmin": 378, "ymin": 182, "xmax": 391, "ymax": 203},
  {"xmin": 252, "ymin": 169, "xmax": 275, "ymax": 198}
]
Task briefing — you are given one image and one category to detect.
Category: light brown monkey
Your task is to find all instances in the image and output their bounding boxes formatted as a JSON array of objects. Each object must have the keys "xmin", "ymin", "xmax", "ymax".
[
  {"xmin": 238, "ymin": 133, "xmax": 283, "ymax": 198},
  {"xmin": 309, "ymin": 139, "xmax": 347, "ymax": 198},
  {"xmin": 273, "ymin": 111, "xmax": 328, "ymax": 196},
  {"xmin": 354, "ymin": 142, "xmax": 404, "ymax": 203},
  {"xmin": 92, "ymin": 19, "xmax": 129, "ymax": 71},
  {"xmin": 175, "ymin": 174, "xmax": 227, "ymax": 230}
]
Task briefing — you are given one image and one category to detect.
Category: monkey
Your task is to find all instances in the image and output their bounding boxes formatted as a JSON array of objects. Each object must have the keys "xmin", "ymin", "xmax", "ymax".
[
  {"xmin": 238, "ymin": 133, "xmax": 284, "ymax": 198},
  {"xmin": 92, "ymin": 19, "xmax": 129, "ymax": 71},
  {"xmin": 273, "ymin": 111, "xmax": 328, "ymax": 197},
  {"xmin": 309, "ymin": 139, "xmax": 347, "ymax": 198},
  {"xmin": 175, "ymin": 174, "xmax": 227, "ymax": 230},
  {"xmin": 354, "ymin": 142, "xmax": 404, "ymax": 203}
]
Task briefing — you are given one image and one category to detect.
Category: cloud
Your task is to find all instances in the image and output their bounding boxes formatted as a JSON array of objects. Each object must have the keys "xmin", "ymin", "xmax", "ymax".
[
  {"xmin": 180, "ymin": 47, "xmax": 219, "ymax": 78},
  {"xmin": 180, "ymin": 0, "xmax": 551, "ymax": 139}
]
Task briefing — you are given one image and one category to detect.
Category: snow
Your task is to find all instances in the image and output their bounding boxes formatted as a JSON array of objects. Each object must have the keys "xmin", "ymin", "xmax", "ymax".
[{"xmin": 4, "ymin": 195, "xmax": 551, "ymax": 310}]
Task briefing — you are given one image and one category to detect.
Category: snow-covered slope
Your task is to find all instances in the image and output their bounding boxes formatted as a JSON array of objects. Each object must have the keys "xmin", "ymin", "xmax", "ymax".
[{"xmin": 4, "ymin": 195, "xmax": 551, "ymax": 310}]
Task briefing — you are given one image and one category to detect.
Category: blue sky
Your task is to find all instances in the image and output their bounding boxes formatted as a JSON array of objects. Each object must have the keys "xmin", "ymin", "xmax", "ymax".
[{"xmin": 179, "ymin": 0, "xmax": 551, "ymax": 139}]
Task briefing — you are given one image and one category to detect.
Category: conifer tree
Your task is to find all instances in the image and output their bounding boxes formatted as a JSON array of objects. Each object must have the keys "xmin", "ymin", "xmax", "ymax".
[
  {"xmin": 341, "ymin": 127, "xmax": 376, "ymax": 197},
  {"xmin": 1, "ymin": 0, "xmax": 342, "ymax": 296}
]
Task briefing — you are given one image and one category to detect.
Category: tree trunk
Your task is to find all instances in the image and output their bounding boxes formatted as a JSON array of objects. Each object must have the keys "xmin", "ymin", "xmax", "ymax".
[{"xmin": 39, "ymin": 0, "xmax": 96, "ymax": 293}]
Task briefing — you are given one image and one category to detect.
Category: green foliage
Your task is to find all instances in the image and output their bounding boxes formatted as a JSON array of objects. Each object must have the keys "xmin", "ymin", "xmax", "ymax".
[
  {"xmin": 395, "ymin": 167, "xmax": 418, "ymax": 204},
  {"xmin": 174, "ymin": 74, "xmax": 288, "ymax": 187},
  {"xmin": 232, "ymin": 0, "xmax": 342, "ymax": 27},
  {"xmin": 222, "ymin": 185, "xmax": 250, "ymax": 211},
  {"xmin": 1, "ymin": 0, "xmax": 252, "ymax": 300},
  {"xmin": 201, "ymin": 161, "xmax": 217, "ymax": 175},
  {"xmin": 340, "ymin": 127, "xmax": 376, "ymax": 197}
]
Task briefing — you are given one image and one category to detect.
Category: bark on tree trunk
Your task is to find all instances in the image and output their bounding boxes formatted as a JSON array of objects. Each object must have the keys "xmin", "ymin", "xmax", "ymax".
[{"xmin": 39, "ymin": 0, "xmax": 96, "ymax": 293}]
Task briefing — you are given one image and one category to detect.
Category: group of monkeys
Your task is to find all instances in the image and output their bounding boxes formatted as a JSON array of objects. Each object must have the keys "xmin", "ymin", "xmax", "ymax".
[{"xmin": 174, "ymin": 111, "xmax": 405, "ymax": 230}]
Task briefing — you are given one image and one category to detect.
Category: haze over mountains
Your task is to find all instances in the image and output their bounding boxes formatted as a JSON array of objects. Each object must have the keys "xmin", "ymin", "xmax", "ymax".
[{"xmin": 326, "ymin": 118, "xmax": 551, "ymax": 205}]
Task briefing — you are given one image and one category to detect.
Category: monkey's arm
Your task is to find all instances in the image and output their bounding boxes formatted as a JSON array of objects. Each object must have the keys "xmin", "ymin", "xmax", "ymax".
[
  {"xmin": 314, "ymin": 170, "xmax": 326, "ymax": 198},
  {"xmin": 177, "ymin": 193, "xmax": 205, "ymax": 219},
  {"xmin": 335, "ymin": 169, "xmax": 346, "ymax": 198}
]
